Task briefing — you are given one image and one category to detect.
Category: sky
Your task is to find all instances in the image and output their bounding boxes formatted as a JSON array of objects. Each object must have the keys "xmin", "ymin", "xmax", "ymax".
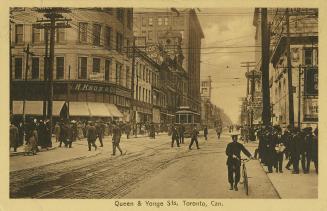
[{"xmin": 197, "ymin": 8, "xmax": 257, "ymax": 124}]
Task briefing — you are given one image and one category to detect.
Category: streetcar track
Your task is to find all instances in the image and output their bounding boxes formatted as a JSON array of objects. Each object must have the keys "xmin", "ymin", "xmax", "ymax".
[
  {"xmin": 11, "ymin": 134, "xmax": 228, "ymax": 199},
  {"xmin": 32, "ymin": 141, "xmax": 172, "ymax": 198}
]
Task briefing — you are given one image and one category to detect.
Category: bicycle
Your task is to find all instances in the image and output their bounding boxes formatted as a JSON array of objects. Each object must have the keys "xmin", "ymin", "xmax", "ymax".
[{"xmin": 240, "ymin": 158, "xmax": 250, "ymax": 195}]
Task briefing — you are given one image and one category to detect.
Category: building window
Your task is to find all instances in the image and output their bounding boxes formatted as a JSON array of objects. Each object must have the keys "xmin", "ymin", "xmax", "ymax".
[
  {"xmin": 14, "ymin": 58, "xmax": 22, "ymax": 79},
  {"xmin": 56, "ymin": 24, "xmax": 65, "ymax": 43},
  {"xmin": 143, "ymin": 67, "xmax": 146, "ymax": 81},
  {"xmin": 79, "ymin": 22, "xmax": 88, "ymax": 43},
  {"xmin": 126, "ymin": 39, "xmax": 130, "ymax": 57},
  {"xmin": 105, "ymin": 59, "xmax": 111, "ymax": 81},
  {"xmin": 139, "ymin": 86, "xmax": 141, "ymax": 100},
  {"xmin": 78, "ymin": 57, "xmax": 87, "ymax": 79},
  {"xmin": 158, "ymin": 18, "xmax": 162, "ymax": 26},
  {"xmin": 148, "ymin": 17, "xmax": 153, "ymax": 26},
  {"xmin": 92, "ymin": 24, "xmax": 101, "ymax": 46},
  {"xmin": 93, "ymin": 58, "xmax": 100, "ymax": 73},
  {"xmin": 116, "ymin": 32, "xmax": 123, "ymax": 52},
  {"xmin": 148, "ymin": 31, "xmax": 153, "ymax": 41},
  {"xmin": 31, "ymin": 57, "xmax": 39, "ymax": 79},
  {"xmin": 105, "ymin": 26, "xmax": 112, "ymax": 49},
  {"xmin": 117, "ymin": 8, "xmax": 124, "ymax": 22},
  {"xmin": 15, "ymin": 24, "xmax": 23, "ymax": 44},
  {"xmin": 143, "ymin": 88, "xmax": 145, "ymax": 102},
  {"xmin": 32, "ymin": 25, "xmax": 41, "ymax": 43},
  {"xmin": 304, "ymin": 49, "xmax": 313, "ymax": 66},
  {"xmin": 116, "ymin": 63, "xmax": 122, "ymax": 84},
  {"xmin": 56, "ymin": 57, "xmax": 64, "ymax": 79},
  {"xmin": 142, "ymin": 17, "xmax": 147, "ymax": 26},
  {"xmin": 164, "ymin": 17, "xmax": 169, "ymax": 25},
  {"xmin": 127, "ymin": 9, "xmax": 133, "ymax": 29},
  {"xmin": 126, "ymin": 66, "xmax": 130, "ymax": 88}
]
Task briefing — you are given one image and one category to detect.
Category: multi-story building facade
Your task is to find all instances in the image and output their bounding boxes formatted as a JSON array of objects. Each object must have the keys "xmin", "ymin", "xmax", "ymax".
[
  {"xmin": 133, "ymin": 49, "xmax": 165, "ymax": 124},
  {"xmin": 11, "ymin": 8, "xmax": 134, "ymax": 121},
  {"xmin": 200, "ymin": 76, "xmax": 212, "ymax": 126},
  {"xmin": 253, "ymin": 8, "xmax": 318, "ymax": 128},
  {"xmin": 133, "ymin": 8, "xmax": 204, "ymax": 115}
]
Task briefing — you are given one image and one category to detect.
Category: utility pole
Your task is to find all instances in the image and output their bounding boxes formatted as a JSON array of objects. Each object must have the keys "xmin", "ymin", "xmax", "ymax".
[
  {"xmin": 241, "ymin": 61, "xmax": 255, "ymax": 129},
  {"xmin": 131, "ymin": 38, "xmax": 136, "ymax": 134},
  {"xmin": 43, "ymin": 26, "xmax": 49, "ymax": 119},
  {"xmin": 22, "ymin": 44, "xmax": 34, "ymax": 142},
  {"xmin": 298, "ymin": 65, "xmax": 303, "ymax": 128},
  {"xmin": 67, "ymin": 65, "xmax": 71, "ymax": 120},
  {"xmin": 9, "ymin": 13, "xmax": 14, "ymax": 116},
  {"xmin": 261, "ymin": 8, "xmax": 271, "ymax": 126},
  {"xmin": 241, "ymin": 61, "xmax": 256, "ymax": 96},
  {"xmin": 35, "ymin": 8, "xmax": 71, "ymax": 145},
  {"xmin": 250, "ymin": 70, "xmax": 255, "ymax": 128},
  {"xmin": 286, "ymin": 8, "xmax": 294, "ymax": 128}
]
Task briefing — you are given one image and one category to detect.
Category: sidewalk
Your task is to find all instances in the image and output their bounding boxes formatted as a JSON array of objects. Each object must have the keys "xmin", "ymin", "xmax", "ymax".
[
  {"xmin": 10, "ymin": 141, "xmax": 101, "ymax": 172},
  {"xmin": 262, "ymin": 162, "xmax": 318, "ymax": 198},
  {"xmin": 10, "ymin": 132, "xmax": 169, "ymax": 172},
  {"xmin": 243, "ymin": 141, "xmax": 317, "ymax": 198}
]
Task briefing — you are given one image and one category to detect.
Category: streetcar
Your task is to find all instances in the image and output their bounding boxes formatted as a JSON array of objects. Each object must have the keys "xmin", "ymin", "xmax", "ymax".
[{"xmin": 174, "ymin": 106, "xmax": 201, "ymax": 137}]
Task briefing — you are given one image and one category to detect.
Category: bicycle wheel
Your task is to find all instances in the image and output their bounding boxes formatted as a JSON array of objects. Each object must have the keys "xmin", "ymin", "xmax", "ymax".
[{"xmin": 243, "ymin": 165, "xmax": 249, "ymax": 195}]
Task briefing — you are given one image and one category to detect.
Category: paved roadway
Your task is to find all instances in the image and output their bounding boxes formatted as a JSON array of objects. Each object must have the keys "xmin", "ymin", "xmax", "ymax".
[{"xmin": 10, "ymin": 130, "xmax": 279, "ymax": 198}]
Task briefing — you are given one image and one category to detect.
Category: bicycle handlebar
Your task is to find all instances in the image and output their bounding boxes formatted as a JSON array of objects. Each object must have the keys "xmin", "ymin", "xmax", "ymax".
[{"xmin": 240, "ymin": 158, "xmax": 251, "ymax": 162}]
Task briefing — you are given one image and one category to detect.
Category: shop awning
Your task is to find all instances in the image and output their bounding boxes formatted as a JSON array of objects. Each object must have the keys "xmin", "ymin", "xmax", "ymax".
[
  {"xmin": 69, "ymin": 102, "xmax": 90, "ymax": 116},
  {"xmin": 52, "ymin": 101, "xmax": 66, "ymax": 116},
  {"xmin": 106, "ymin": 104, "xmax": 123, "ymax": 117},
  {"xmin": 13, "ymin": 101, "xmax": 43, "ymax": 115},
  {"xmin": 88, "ymin": 102, "xmax": 112, "ymax": 117}
]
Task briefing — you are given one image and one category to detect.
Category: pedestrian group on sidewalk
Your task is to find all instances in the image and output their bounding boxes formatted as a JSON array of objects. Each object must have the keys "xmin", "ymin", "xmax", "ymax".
[{"xmin": 256, "ymin": 125, "xmax": 318, "ymax": 174}]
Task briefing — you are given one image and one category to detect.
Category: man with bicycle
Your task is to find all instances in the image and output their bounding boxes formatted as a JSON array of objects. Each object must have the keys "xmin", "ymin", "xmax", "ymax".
[{"xmin": 226, "ymin": 132, "xmax": 254, "ymax": 191}]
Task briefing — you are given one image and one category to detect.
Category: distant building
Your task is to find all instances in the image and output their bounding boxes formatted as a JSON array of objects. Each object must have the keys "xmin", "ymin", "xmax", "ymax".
[
  {"xmin": 133, "ymin": 8, "xmax": 204, "ymax": 114},
  {"xmin": 200, "ymin": 76, "xmax": 212, "ymax": 126}
]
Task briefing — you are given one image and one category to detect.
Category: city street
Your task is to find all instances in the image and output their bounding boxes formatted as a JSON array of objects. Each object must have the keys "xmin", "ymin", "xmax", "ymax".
[{"xmin": 10, "ymin": 130, "xmax": 316, "ymax": 199}]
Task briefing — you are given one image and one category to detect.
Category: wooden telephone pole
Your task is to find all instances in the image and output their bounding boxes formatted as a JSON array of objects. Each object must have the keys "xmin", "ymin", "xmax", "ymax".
[
  {"xmin": 35, "ymin": 8, "xmax": 71, "ymax": 144},
  {"xmin": 241, "ymin": 61, "xmax": 256, "ymax": 96},
  {"xmin": 261, "ymin": 8, "xmax": 271, "ymax": 126},
  {"xmin": 22, "ymin": 44, "xmax": 34, "ymax": 142},
  {"xmin": 286, "ymin": 8, "xmax": 294, "ymax": 128}
]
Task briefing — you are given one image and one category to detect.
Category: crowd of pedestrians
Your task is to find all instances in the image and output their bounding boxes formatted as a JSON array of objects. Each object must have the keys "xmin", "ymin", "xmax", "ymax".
[
  {"xmin": 256, "ymin": 125, "xmax": 318, "ymax": 174},
  {"xmin": 10, "ymin": 117, "xmax": 171, "ymax": 156}
]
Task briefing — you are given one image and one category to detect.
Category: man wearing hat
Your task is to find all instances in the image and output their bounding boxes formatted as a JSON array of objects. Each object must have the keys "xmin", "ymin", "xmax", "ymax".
[
  {"xmin": 112, "ymin": 121, "xmax": 125, "ymax": 155},
  {"xmin": 86, "ymin": 121, "xmax": 97, "ymax": 151},
  {"xmin": 225, "ymin": 131, "xmax": 253, "ymax": 191}
]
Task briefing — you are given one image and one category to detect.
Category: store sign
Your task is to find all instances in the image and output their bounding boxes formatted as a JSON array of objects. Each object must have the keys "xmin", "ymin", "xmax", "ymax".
[
  {"xmin": 73, "ymin": 83, "xmax": 115, "ymax": 94},
  {"xmin": 304, "ymin": 98, "xmax": 318, "ymax": 121},
  {"xmin": 304, "ymin": 67, "xmax": 318, "ymax": 96},
  {"xmin": 89, "ymin": 72, "xmax": 104, "ymax": 81}
]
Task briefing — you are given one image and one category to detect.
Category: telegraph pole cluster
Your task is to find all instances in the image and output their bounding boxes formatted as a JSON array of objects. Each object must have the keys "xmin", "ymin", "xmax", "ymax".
[
  {"xmin": 240, "ymin": 61, "xmax": 256, "ymax": 96},
  {"xmin": 240, "ymin": 61, "xmax": 256, "ymax": 128},
  {"xmin": 34, "ymin": 8, "xmax": 71, "ymax": 142}
]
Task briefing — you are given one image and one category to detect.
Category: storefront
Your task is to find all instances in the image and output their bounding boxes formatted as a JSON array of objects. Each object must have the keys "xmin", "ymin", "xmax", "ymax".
[{"xmin": 11, "ymin": 80, "xmax": 130, "ymax": 121}]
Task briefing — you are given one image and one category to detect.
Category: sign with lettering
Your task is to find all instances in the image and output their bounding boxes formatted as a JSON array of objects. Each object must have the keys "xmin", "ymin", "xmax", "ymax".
[
  {"xmin": 304, "ymin": 67, "xmax": 318, "ymax": 96},
  {"xmin": 304, "ymin": 98, "xmax": 318, "ymax": 122},
  {"xmin": 72, "ymin": 83, "xmax": 115, "ymax": 94}
]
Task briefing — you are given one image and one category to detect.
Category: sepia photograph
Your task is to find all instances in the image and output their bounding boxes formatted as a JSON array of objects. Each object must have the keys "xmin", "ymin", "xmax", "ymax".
[{"xmin": 6, "ymin": 3, "xmax": 320, "ymax": 203}]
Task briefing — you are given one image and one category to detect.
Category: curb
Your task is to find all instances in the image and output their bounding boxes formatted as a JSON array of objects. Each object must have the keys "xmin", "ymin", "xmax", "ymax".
[
  {"xmin": 10, "ymin": 149, "xmax": 102, "ymax": 173},
  {"xmin": 258, "ymin": 161, "xmax": 282, "ymax": 199},
  {"xmin": 10, "ymin": 146, "xmax": 58, "ymax": 157}
]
